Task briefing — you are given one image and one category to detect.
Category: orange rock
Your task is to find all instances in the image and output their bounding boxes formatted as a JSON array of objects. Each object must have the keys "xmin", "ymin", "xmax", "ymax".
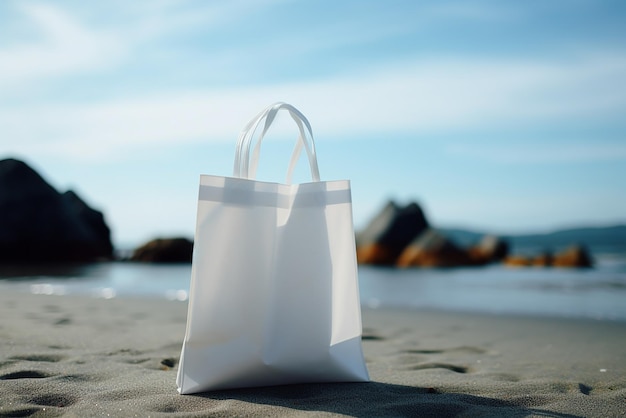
[
  {"xmin": 397, "ymin": 229, "xmax": 471, "ymax": 268},
  {"xmin": 504, "ymin": 255, "xmax": 532, "ymax": 267},
  {"xmin": 552, "ymin": 245, "xmax": 592, "ymax": 268},
  {"xmin": 356, "ymin": 200, "xmax": 429, "ymax": 265},
  {"xmin": 356, "ymin": 244, "xmax": 398, "ymax": 265}
]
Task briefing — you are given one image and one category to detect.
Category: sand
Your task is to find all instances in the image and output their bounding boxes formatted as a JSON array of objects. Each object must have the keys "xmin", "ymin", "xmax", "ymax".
[{"xmin": 0, "ymin": 291, "xmax": 625, "ymax": 417}]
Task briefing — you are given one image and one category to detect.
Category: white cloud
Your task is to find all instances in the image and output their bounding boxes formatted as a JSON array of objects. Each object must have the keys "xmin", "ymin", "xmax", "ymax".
[
  {"xmin": 2, "ymin": 49, "xmax": 626, "ymax": 161},
  {"xmin": 120, "ymin": 0, "xmax": 289, "ymax": 43},
  {"xmin": 1, "ymin": 2, "xmax": 625, "ymax": 163},
  {"xmin": 0, "ymin": 3, "xmax": 127, "ymax": 89},
  {"xmin": 0, "ymin": 0, "xmax": 286, "ymax": 90}
]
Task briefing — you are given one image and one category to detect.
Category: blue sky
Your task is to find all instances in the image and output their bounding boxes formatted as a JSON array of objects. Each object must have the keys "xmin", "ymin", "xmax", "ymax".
[{"xmin": 1, "ymin": 0, "xmax": 625, "ymax": 248}]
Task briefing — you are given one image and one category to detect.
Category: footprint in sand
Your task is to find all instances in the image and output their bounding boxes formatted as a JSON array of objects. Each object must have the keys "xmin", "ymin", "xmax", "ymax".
[
  {"xmin": 397, "ymin": 346, "xmax": 490, "ymax": 374},
  {"xmin": 9, "ymin": 354, "xmax": 65, "ymax": 363},
  {"xmin": 54, "ymin": 317, "xmax": 72, "ymax": 325},
  {"xmin": 0, "ymin": 370, "xmax": 53, "ymax": 380},
  {"xmin": 407, "ymin": 362, "xmax": 470, "ymax": 373},
  {"xmin": 362, "ymin": 328, "xmax": 385, "ymax": 341},
  {"xmin": 405, "ymin": 346, "xmax": 487, "ymax": 355},
  {"xmin": 0, "ymin": 406, "xmax": 42, "ymax": 417},
  {"xmin": 362, "ymin": 334, "xmax": 384, "ymax": 341},
  {"xmin": 0, "ymin": 354, "xmax": 66, "ymax": 383},
  {"xmin": 27, "ymin": 393, "xmax": 76, "ymax": 408},
  {"xmin": 104, "ymin": 348, "xmax": 179, "ymax": 371}
]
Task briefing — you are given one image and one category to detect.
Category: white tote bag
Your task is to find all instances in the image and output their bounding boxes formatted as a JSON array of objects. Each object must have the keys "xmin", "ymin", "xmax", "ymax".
[{"xmin": 177, "ymin": 102, "xmax": 369, "ymax": 394}]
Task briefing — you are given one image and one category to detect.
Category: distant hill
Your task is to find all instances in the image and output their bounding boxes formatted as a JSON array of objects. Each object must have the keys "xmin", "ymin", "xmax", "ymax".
[{"xmin": 439, "ymin": 225, "xmax": 626, "ymax": 255}]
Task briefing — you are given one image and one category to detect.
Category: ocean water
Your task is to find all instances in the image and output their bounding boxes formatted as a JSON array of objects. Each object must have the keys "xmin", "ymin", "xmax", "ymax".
[{"xmin": 1, "ymin": 253, "xmax": 625, "ymax": 321}]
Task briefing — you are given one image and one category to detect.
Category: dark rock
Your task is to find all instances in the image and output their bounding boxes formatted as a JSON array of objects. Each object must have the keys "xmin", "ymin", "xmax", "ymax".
[
  {"xmin": 0, "ymin": 158, "xmax": 113, "ymax": 263},
  {"xmin": 397, "ymin": 228, "xmax": 472, "ymax": 267},
  {"xmin": 160, "ymin": 358, "xmax": 177, "ymax": 370},
  {"xmin": 161, "ymin": 358, "xmax": 176, "ymax": 368},
  {"xmin": 356, "ymin": 201, "xmax": 429, "ymax": 265},
  {"xmin": 552, "ymin": 244, "xmax": 592, "ymax": 268},
  {"xmin": 130, "ymin": 238, "xmax": 193, "ymax": 263}
]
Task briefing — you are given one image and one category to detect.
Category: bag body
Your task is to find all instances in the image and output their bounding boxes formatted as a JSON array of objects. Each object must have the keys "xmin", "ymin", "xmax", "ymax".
[{"xmin": 177, "ymin": 103, "xmax": 369, "ymax": 394}]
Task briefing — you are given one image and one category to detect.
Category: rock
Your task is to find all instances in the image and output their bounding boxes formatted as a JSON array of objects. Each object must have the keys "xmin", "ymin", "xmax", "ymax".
[
  {"xmin": 504, "ymin": 246, "xmax": 591, "ymax": 268},
  {"xmin": 468, "ymin": 235, "xmax": 509, "ymax": 264},
  {"xmin": 532, "ymin": 252, "xmax": 553, "ymax": 267},
  {"xmin": 552, "ymin": 245, "xmax": 592, "ymax": 268},
  {"xmin": 130, "ymin": 238, "xmax": 193, "ymax": 263},
  {"xmin": 396, "ymin": 228, "xmax": 471, "ymax": 267},
  {"xmin": 503, "ymin": 255, "xmax": 532, "ymax": 267},
  {"xmin": 356, "ymin": 201, "xmax": 429, "ymax": 265},
  {"xmin": 0, "ymin": 158, "xmax": 113, "ymax": 263}
]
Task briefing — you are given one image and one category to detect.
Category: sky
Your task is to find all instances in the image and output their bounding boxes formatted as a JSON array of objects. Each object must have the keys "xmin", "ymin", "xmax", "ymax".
[{"xmin": 1, "ymin": 0, "xmax": 625, "ymax": 248}]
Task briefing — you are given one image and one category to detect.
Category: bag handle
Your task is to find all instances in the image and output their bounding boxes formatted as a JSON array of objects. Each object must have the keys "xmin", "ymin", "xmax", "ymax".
[{"xmin": 233, "ymin": 102, "xmax": 320, "ymax": 184}]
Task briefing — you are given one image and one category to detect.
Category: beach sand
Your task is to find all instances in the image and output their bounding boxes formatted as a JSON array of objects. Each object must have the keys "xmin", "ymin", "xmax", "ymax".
[{"xmin": 0, "ymin": 291, "xmax": 624, "ymax": 417}]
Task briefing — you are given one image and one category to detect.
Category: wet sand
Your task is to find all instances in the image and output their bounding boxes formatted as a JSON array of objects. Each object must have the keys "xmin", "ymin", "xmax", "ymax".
[{"xmin": 0, "ymin": 291, "xmax": 625, "ymax": 417}]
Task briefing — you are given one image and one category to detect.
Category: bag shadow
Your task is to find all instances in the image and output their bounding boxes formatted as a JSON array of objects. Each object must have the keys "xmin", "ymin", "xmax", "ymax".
[{"xmin": 192, "ymin": 381, "xmax": 582, "ymax": 418}]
